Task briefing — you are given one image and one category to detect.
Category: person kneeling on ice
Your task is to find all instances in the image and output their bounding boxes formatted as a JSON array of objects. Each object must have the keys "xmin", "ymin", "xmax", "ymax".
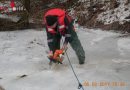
[{"xmin": 43, "ymin": 8, "xmax": 85, "ymax": 65}]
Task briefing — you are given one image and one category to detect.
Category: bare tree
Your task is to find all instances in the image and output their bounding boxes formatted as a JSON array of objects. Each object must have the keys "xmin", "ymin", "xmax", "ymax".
[{"xmin": 17, "ymin": 0, "xmax": 30, "ymax": 28}]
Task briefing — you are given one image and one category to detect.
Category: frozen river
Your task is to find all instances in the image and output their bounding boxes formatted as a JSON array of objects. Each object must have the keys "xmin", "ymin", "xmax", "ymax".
[{"xmin": 0, "ymin": 28, "xmax": 130, "ymax": 90}]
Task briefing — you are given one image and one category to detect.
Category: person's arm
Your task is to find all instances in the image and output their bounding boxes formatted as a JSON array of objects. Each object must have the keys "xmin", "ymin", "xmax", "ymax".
[
  {"xmin": 45, "ymin": 27, "xmax": 55, "ymax": 53},
  {"xmin": 62, "ymin": 16, "xmax": 74, "ymax": 50}
]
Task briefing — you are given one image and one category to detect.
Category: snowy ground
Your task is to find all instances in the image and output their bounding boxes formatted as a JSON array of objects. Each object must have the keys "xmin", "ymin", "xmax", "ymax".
[
  {"xmin": 0, "ymin": 28, "xmax": 130, "ymax": 90},
  {"xmin": 97, "ymin": 0, "xmax": 130, "ymax": 25}
]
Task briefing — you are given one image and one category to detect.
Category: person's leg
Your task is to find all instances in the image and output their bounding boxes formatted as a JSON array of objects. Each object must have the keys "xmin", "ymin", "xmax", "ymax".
[{"xmin": 69, "ymin": 30, "xmax": 85, "ymax": 64}]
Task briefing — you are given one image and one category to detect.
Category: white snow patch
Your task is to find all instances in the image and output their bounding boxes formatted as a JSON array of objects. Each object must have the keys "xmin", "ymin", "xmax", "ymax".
[{"xmin": 97, "ymin": 0, "xmax": 130, "ymax": 24}]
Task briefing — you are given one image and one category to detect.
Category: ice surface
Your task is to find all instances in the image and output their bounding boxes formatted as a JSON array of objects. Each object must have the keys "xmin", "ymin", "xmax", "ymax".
[{"xmin": 0, "ymin": 28, "xmax": 130, "ymax": 90}]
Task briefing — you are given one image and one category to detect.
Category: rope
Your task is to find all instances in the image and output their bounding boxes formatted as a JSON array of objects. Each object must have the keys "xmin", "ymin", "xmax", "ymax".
[
  {"xmin": 65, "ymin": 51, "xmax": 85, "ymax": 90},
  {"xmin": 60, "ymin": 37, "xmax": 84, "ymax": 90}
]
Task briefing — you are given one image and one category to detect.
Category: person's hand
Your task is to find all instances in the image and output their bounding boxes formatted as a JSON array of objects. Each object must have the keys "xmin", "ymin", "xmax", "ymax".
[{"xmin": 47, "ymin": 51, "xmax": 53, "ymax": 59}]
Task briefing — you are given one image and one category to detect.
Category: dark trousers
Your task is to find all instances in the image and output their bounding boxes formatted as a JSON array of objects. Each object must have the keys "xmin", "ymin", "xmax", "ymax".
[{"xmin": 53, "ymin": 30, "xmax": 85, "ymax": 63}]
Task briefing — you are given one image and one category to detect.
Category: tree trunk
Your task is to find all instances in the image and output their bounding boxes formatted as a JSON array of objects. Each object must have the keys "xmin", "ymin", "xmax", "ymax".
[
  {"xmin": 17, "ymin": 0, "xmax": 30, "ymax": 28},
  {"xmin": 23, "ymin": 0, "xmax": 30, "ymax": 27}
]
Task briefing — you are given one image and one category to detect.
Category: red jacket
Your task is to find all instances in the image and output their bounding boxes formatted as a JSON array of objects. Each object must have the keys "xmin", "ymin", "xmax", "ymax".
[{"xmin": 44, "ymin": 8, "xmax": 72, "ymax": 35}]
